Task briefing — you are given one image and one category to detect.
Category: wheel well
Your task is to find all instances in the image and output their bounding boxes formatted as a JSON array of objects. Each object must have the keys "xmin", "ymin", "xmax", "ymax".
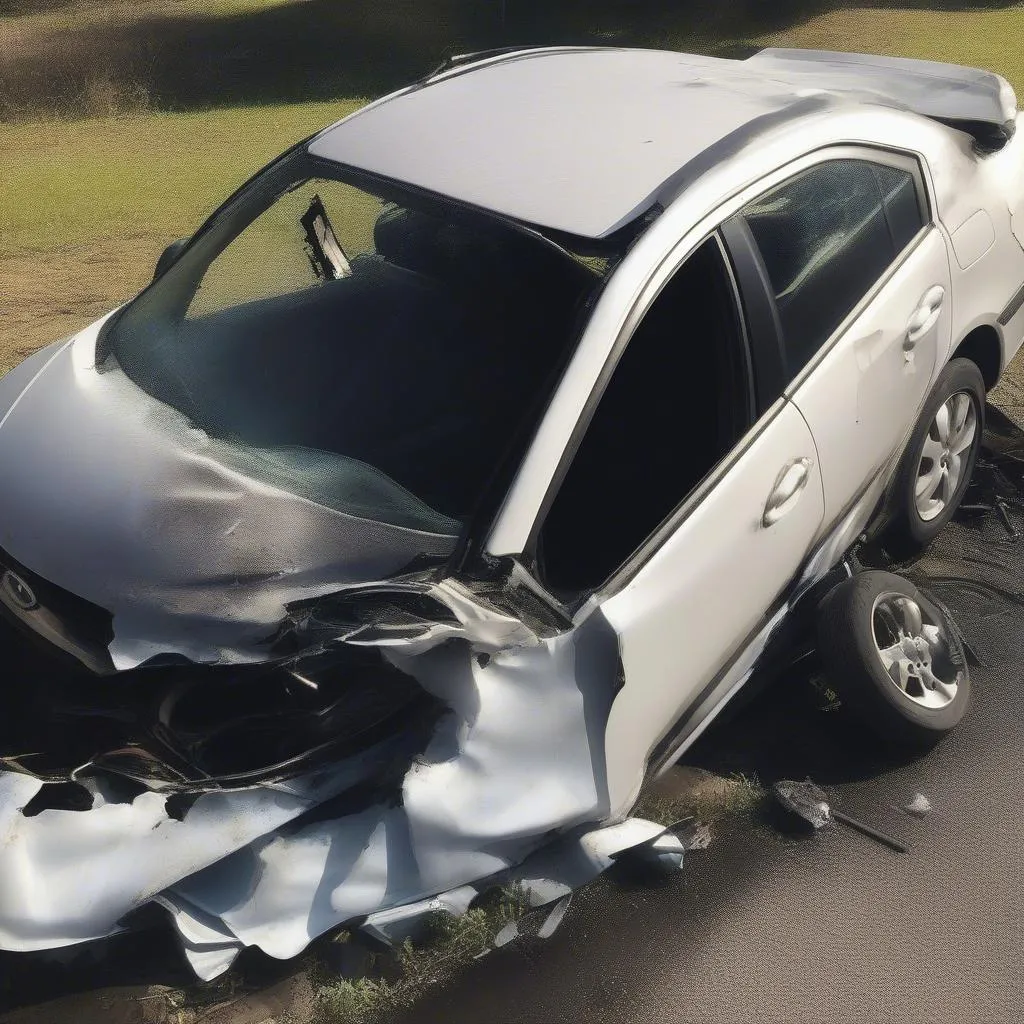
[{"xmin": 952, "ymin": 325, "xmax": 1002, "ymax": 391}]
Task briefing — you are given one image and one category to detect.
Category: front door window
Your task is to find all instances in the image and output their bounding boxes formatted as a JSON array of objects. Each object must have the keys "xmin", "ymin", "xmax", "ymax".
[{"xmin": 535, "ymin": 237, "xmax": 753, "ymax": 597}]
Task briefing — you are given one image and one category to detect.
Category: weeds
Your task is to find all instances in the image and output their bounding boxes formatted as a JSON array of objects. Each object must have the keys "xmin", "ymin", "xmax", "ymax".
[
  {"xmin": 635, "ymin": 770, "xmax": 766, "ymax": 826},
  {"xmin": 313, "ymin": 886, "xmax": 530, "ymax": 1024}
]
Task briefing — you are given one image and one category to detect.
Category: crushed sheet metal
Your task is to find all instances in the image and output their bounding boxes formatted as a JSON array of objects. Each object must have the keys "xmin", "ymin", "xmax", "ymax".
[
  {"xmin": 0, "ymin": 750, "xmax": 399, "ymax": 952},
  {"xmin": 0, "ymin": 329, "xmax": 806, "ymax": 979},
  {"xmin": 160, "ymin": 816, "xmax": 673, "ymax": 978},
  {"xmin": 0, "ymin": 612, "xmax": 621, "ymax": 975},
  {"xmin": 360, "ymin": 885, "xmax": 479, "ymax": 946},
  {"xmin": 0, "ymin": 416, "xmax": 879, "ymax": 976},
  {"xmin": 0, "ymin": 329, "xmax": 460, "ymax": 670},
  {"xmin": 613, "ymin": 831, "xmax": 688, "ymax": 875},
  {"xmin": 329, "ymin": 577, "xmax": 544, "ymax": 655},
  {"xmin": 150, "ymin": 895, "xmax": 245, "ymax": 981},
  {"xmin": 161, "ymin": 630, "xmax": 614, "ymax": 966}
]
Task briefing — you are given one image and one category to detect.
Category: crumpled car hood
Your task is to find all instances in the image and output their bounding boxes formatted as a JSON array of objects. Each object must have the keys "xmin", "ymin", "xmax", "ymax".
[
  {"xmin": 0, "ymin": 324, "xmax": 647, "ymax": 979},
  {"xmin": 0, "ymin": 322, "xmax": 458, "ymax": 670}
]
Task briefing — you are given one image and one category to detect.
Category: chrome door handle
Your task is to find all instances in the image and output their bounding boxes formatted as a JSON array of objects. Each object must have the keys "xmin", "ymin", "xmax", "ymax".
[
  {"xmin": 763, "ymin": 457, "xmax": 813, "ymax": 527},
  {"xmin": 904, "ymin": 285, "xmax": 945, "ymax": 350}
]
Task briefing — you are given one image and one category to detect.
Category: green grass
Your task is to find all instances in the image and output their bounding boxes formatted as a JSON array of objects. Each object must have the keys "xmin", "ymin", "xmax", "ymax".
[
  {"xmin": 0, "ymin": 0, "xmax": 298, "ymax": 32},
  {"xmin": 0, "ymin": 100, "xmax": 364, "ymax": 258},
  {"xmin": 762, "ymin": 6, "xmax": 1024, "ymax": 96},
  {"xmin": 635, "ymin": 772, "xmax": 766, "ymax": 826},
  {"xmin": 313, "ymin": 889, "xmax": 530, "ymax": 1024},
  {"xmin": 6, "ymin": 5, "xmax": 1024, "ymax": 261}
]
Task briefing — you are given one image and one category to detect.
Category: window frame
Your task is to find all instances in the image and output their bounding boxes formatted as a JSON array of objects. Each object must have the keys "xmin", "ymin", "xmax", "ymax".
[
  {"xmin": 522, "ymin": 231, "xmax": 758, "ymax": 605},
  {"xmin": 489, "ymin": 143, "xmax": 935, "ymax": 610},
  {"xmin": 722, "ymin": 146, "xmax": 933, "ymax": 402}
]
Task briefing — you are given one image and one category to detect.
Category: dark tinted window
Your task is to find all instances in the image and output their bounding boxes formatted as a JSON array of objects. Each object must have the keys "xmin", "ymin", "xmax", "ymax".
[
  {"xmin": 872, "ymin": 162, "xmax": 925, "ymax": 252},
  {"xmin": 742, "ymin": 159, "xmax": 922, "ymax": 379},
  {"xmin": 536, "ymin": 239, "xmax": 750, "ymax": 597}
]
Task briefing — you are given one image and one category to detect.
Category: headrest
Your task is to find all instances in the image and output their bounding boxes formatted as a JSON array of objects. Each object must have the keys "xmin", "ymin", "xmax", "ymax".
[{"xmin": 372, "ymin": 203, "xmax": 447, "ymax": 274}]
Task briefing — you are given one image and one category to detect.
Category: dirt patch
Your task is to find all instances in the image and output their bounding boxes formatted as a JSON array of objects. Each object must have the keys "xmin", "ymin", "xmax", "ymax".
[{"xmin": 0, "ymin": 235, "xmax": 164, "ymax": 372}]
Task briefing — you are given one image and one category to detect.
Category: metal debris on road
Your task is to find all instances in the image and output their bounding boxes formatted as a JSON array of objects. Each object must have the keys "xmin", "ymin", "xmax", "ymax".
[
  {"xmin": 773, "ymin": 779, "xmax": 831, "ymax": 829},
  {"xmin": 773, "ymin": 778, "xmax": 910, "ymax": 854}
]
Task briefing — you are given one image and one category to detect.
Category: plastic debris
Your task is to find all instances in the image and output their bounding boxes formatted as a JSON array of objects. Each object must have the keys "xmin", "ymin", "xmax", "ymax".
[
  {"xmin": 536, "ymin": 895, "xmax": 572, "ymax": 940},
  {"xmin": 903, "ymin": 793, "xmax": 932, "ymax": 819}
]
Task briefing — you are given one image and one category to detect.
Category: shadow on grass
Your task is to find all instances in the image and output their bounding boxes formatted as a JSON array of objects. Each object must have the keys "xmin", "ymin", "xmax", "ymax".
[{"xmin": 2, "ymin": 0, "xmax": 1021, "ymax": 120}]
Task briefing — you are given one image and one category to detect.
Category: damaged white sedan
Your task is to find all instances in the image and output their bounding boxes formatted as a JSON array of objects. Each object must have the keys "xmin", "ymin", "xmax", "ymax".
[{"xmin": 3, "ymin": 45, "xmax": 1024, "ymax": 976}]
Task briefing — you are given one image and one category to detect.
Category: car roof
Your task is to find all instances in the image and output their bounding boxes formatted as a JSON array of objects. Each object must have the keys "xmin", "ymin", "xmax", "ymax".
[{"xmin": 307, "ymin": 46, "xmax": 1015, "ymax": 241}]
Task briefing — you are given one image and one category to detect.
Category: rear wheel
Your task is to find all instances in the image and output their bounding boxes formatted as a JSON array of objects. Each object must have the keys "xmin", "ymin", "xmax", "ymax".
[
  {"xmin": 816, "ymin": 570, "xmax": 969, "ymax": 748},
  {"xmin": 884, "ymin": 358, "xmax": 985, "ymax": 554}
]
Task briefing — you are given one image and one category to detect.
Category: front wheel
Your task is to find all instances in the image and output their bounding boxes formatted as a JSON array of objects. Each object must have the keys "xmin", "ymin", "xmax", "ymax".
[
  {"xmin": 816, "ymin": 570, "xmax": 970, "ymax": 749},
  {"xmin": 884, "ymin": 358, "xmax": 985, "ymax": 554}
]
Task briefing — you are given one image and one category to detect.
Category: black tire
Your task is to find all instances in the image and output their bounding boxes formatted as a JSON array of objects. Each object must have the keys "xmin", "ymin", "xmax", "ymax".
[
  {"xmin": 884, "ymin": 357, "xmax": 985, "ymax": 555},
  {"xmin": 816, "ymin": 570, "xmax": 970, "ymax": 749}
]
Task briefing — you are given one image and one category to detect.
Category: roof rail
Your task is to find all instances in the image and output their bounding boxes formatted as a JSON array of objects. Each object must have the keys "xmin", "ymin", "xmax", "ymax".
[{"xmin": 422, "ymin": 45, "xmax": 544, "ymax": 82}]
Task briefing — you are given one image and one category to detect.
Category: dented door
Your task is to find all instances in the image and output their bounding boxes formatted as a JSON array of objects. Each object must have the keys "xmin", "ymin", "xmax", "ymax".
[
  {"xmin": 790, "ymin": 225, "xmax": 949, "ymax": 528},
  {"xmin": 594, "ymin": 401, "xmax": 823, "ymax": 816}
]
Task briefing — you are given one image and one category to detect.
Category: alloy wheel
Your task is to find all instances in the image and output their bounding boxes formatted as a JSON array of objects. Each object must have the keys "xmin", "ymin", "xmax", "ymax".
[
  {"xmin": 914, "ymin": 391, "xmax": 977, "ymax": 522},
  {"xmin": 871, "ymin": 592, "xmax": 962, "ymax": 709}
]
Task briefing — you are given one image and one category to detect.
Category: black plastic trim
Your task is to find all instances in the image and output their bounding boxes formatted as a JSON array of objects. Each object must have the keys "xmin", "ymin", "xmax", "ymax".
[
  {"xmin": 719, "ymin": 215, "xmax": 787, "ymax": 412},
  {"xmin": 998, "ymin": 281, "xmax": 1024, "ymax": 327}
]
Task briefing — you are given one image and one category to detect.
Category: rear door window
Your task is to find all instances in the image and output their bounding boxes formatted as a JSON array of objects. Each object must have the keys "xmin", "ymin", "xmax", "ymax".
[{"xmin": 739, "ymin": 158, "xmax": 925, "ymax": 380}]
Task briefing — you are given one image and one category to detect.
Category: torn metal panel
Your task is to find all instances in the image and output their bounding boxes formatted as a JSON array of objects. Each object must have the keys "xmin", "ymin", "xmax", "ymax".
[
  {"xmin": 0, "ymin": 612, "xmax": 442, "ymax": 792},
  {"xmin": 0, "ymin": 601, "xmax": 624, "ymax": 975},
  {"xmin": 0, "ymin": 751, "xmax": 396, "ymax": 952},
  {"xmin": 285, "ymin": 575, "xmax": 549, "ymax": 655},
  {"xmin": 157, "ymin": 625, "xmax": 619, "ymax": 964},
  {"xmin": 747, "ymin": 49, "xmax": 1016, "ymax": 150},
  {"xmin": 359, "ymin": 885, "xmax": 478, "ymax": 946}
]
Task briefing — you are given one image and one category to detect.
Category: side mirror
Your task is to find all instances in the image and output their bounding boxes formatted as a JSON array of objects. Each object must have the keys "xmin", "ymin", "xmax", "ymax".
[{"xmin": 154, "ymin": 238, "xmax": 188, "ymax": 282}]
